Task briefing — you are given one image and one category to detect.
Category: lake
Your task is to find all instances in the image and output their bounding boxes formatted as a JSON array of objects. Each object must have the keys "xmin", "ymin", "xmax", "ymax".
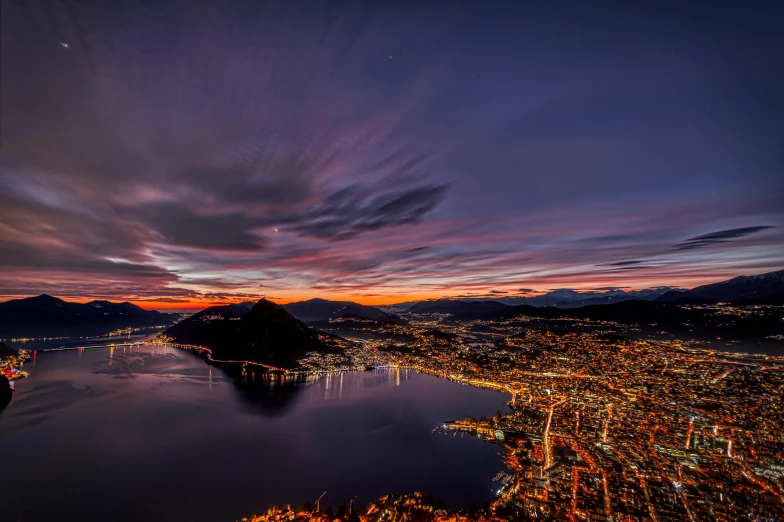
[{"xmin": 0, "ymin": 344, "xmax": 509, "ymax": 521}]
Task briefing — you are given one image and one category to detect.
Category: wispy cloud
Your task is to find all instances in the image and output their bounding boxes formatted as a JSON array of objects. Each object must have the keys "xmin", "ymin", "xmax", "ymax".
[
  {"xmin": 672, "ymin": 226, "xmax": 775, "ymax": 251},
  {"xmin": 0, "ymin": 1, "xmax": 782, "ymax": 306}
]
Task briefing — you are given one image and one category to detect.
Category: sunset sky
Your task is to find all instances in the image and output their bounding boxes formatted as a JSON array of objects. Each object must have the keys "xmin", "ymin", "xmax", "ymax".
[{"xmin": 1, "ymin": 1, "xmax": 783, "ymax": 309}]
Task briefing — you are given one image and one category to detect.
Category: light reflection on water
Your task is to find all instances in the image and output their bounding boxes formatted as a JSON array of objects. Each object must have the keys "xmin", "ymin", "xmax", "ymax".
[{"xmin": 0, "ymin": 344, "xmax": 509, "ymax": 522}]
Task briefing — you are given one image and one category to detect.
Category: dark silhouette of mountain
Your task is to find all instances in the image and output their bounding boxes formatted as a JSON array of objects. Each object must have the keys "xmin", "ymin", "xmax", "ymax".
[
  {"xmin": 550, "ymin": 291, "xmax": 675, "ymax": 308},
  {"xmin": 0, "ymin": 342, "xmax": 18, "ymax": 358},
  {"xmin": 0, "ymin": 295, "xmax": 177, "ymax": 337},
  {"xmin": 0, "ymin": 375, "xmax": 11, "ymax": 411},
  {"xmin": 458, "ymin": 287, "xmax": 677, "ymax": 308},
  {"xmin": 310, "ymin": 313, "xmax": 402, "ymax": 330},
  {"xmin": 655, "ymin": 290, "xmax": 687, "ymax": 302},
  {"xmin": 403, "ymin": 288, "xmax": 675, "ymax": 312},
  {"xmin": 283, "ymin": 298, "xmax": 406, "ymax": 324},
  {"xmin": 485, "ymin": 300, "xmax": 783, "ymax": 340},
  {"xmin": 406, "ymin": 299, "xmax": 510, "ymax": 315},
  {"xmin": 656, "ymin": 270, "xmax": 784, "ymax": 304},
  {"xmin": 403, "ymin": 271, "xmax": 784, "ymax": 310},
  {"xmin": 164, "ymin": 298, "xmax": 333, "ymax": 368}
]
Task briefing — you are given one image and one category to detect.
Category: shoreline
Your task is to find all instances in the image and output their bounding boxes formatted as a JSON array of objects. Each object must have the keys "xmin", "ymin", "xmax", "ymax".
[{"xmin": 10, "ymin": 342, "xmax": 511, "ymax": 516}]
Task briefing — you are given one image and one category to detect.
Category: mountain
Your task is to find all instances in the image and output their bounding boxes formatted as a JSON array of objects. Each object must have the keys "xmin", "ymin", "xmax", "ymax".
[
  {"xmin": 0, "ymin": 375, "xmax": 11, "ymax": 411},
  {"xmin": 470, "ymin": 287, "xmax": 676, "ymax": 307},
  {"xmin": 0, "ymin": 295, "xmax": 177, "ymax": 337},
  {"xmin": 484, "ymin": 299, "xmax": 783, "ymax": 341},
  {"xmin": 311, "ymin": 313, "xmax": 402, "ymax": 328},
  {"xmin": 656, "ymin": 270, "xmax": 784, "ymax": 304},
  {"xmin": 283, "ymin": 298, "xmax": 406, "ymax": 324},
  {"xmin": 400, "ymin": 288, "xmax": 676, "ymax": 312},
  {"xmin": 406, "ymin": 299, "xmax": 510, "ymax": 316},
  {"xmin": 0, "ymin": 342, "xmax": 18, "ymax": 358},
  {"xmin": 163, "ymin": 299, "xmax": 333, "ymax": 368}
]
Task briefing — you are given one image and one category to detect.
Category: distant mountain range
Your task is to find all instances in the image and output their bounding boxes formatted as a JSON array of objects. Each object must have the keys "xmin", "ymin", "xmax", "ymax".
[
  {"xmin": 283, "ymin": 298, "xmax": 406, "ymax": 324},
  {"xmin": 399, "ymin": 298, "xmax": 782, "ymax": 341},
  {"xmin": 389, "ymin": 270, "xmax": 784, "ymax": 341},
  {"xmin": 381, "ymin": 287, "xmax": 678, "ymax": 312},
  {"xmin": 0, "ymin": 295, "xmax": 178, "ymax": 338},
  {"xmin": 406, "ymin": 299, "xmax": 509, "ymax": 315},
  {"xmin": 656, "ymin": 270, "xmax": 784, "ymax": 304},
  {"xmin": 492, "ymin": 287, "xmax": 678, "ymax": 308},
  {"xmin": 163, "ymin": 299, "xmax": 334, "ymax": 369},
  {"xmin": 400, "ymin": 270, "xmax": 784, "ymax": 311}
]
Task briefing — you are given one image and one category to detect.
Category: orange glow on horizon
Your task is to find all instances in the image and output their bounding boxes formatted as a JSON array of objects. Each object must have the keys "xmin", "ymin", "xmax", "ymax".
[
  {"xmin": 131, "ymin": 292, "xmax": 463, "ymax": 310},
  {"xmin": 0, "ymin": 267, "xmax": 772, "ymax": 311}
]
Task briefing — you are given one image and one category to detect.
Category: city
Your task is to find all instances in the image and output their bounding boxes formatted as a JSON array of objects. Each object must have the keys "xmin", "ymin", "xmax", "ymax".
[
  {"xmin": 236, "ymin": 305, "xmax": 784, "ymax": 521},
  {"xmin": 1, "ymin": 1, "xmax": 784, "ymax": 521},
  {"xmin": 0, "ymin": 342, "xmax": 30, "ymax": 387}
]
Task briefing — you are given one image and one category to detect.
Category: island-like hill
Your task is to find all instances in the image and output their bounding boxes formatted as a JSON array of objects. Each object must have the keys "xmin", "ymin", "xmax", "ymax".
[
  {"xmin": 0, "ymin": 342, "xmax": 18, "ymax": 358},
  {"xmin": 163, "ymin": 299, "xmax": 334, "ymax": 369},
  {"xmin": 656, "ymin": 269, "xmax": 784, "ymax": 304},
  {"xmin": 0, "ymin": 375, "xmax": 11, "ymax": 411},
  {"xmin": 283, "ymin": 298, "xmax": 406, "ymax": 324},
  {"xmin": 0, "ymin": 295, "xmax": 178, "ymax": 338}
]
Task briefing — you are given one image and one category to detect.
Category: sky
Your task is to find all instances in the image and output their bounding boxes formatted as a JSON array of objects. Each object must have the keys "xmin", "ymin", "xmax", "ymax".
[{"xmin": 1, "ymin": 0, "xmax": 783, "ymax": 309}]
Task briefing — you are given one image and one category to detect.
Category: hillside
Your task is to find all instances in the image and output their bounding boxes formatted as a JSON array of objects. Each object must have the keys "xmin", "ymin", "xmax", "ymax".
[
  {"xmin": 163, "ymin": 299, "xmax": 333, "ymax": 369},
  {"xmin": 486, "ymin": 287, "xmax": 675, "ymax": 307},
  {"xmin": 0, "ymin": 295, "xmax": 177, "ymax": 337},
  {"xmin": 0, "ymin": 342, "xmax": 18, "ymax": 358},
  {"xmin": 283, "ymin": 298, "xmax": 405, "ymax": 324},
  {"xmin": 487, "ymin": 299, "xmax": 783, "ymax": 341},
  {"xmin": 0, "ymin": 375, "xmax": 11, "ymax": 411},
  {"xmin": 406, "ymin": 299, "xmax": 509, "ymax": 315},
  {"xmin": 656, "ymin": 269, "xmax": 784, "ymax": 304}
]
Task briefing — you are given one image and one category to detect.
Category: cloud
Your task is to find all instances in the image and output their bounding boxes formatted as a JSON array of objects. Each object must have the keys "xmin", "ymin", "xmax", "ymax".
[
  {"xmin": 136, "ymin": 204, "xmax": 266, "ymax": 251},
  {"xmin": 282, "ymin": 184, "xmax": 448, "ymax": 240},
  {"xmin": 608, "ymin": 266, "xmax": 658, "ymax": 271},
  {"xmin": 672, "ymin": 226, "xmax": 775, "ymax": 251},
  {"xmin": 603, "ymin": 260, "xmax": 645, "ymax": 266},
  {"xmin": 1, "ymin": 1, "xmax": 783, "ymax": 305}
]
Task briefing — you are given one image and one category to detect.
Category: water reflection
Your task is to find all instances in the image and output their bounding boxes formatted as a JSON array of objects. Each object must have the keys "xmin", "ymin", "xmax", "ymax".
[{"xmin": 230, "ymin": 367, "xmax": 309, "ymax": 417}]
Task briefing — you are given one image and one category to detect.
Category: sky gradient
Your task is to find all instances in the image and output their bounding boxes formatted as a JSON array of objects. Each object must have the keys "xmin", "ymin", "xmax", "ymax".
[{"xmin": 1, "ymin": 1, "xmax": 783, "ymax": 308}]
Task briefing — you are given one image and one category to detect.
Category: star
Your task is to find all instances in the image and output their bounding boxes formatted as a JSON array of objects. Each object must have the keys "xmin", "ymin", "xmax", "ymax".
[{"xmin": 60, "ymin": 42, "xmax": 69, "ymax": 49}]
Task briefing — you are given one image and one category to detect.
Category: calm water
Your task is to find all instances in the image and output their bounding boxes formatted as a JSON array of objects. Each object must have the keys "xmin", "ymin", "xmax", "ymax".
[{"xmin": 0, "ymin": 344, "xmax": 509, "ymax": 522}]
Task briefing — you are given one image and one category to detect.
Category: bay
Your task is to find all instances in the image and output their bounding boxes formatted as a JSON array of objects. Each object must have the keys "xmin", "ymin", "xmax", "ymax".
[{"xmin": 0, "ymin": 344, "xmax": 509, "ymax": 521}]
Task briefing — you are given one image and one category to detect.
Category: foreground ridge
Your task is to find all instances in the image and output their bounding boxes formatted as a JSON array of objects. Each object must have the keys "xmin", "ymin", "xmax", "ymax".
[{"xmin": 240, "ymin": 492, "xmax": 501, "ymax": 522}]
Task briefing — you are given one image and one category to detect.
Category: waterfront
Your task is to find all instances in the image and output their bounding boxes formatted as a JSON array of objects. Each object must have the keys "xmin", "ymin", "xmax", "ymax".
[{"xmin": 0, "ymin": 344, "xmax": 509, "ymax": 522}]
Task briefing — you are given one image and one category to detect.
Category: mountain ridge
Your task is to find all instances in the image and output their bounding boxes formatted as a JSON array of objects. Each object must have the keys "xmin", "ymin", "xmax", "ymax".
[
  {"xmin": 656, "ymin": 269, "xmax": 784, "ymax": 304},
  {"xmin": 283, "ymin": 298, "xmax": 405, "ymax": 324},
  {"xmin": 0, "ymin": 295, "xmax": 177, "ymax": 337},
  {"xmin": 163, "ymin": 298, "xmax": 335, "ymax": 369}
]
